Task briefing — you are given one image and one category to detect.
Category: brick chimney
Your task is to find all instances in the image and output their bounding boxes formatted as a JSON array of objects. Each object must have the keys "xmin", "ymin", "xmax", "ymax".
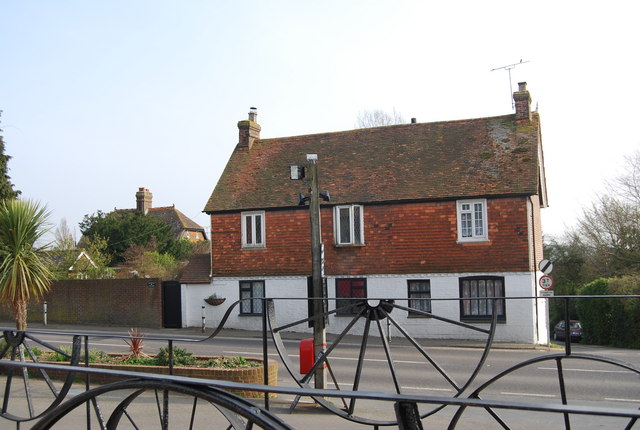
[
  {"xmin": 237, "ymin": 107, "xmax": 261, "ymax": 149},
  {"xmin": 135, "ymin": 187, "xmax": 152, "ymax": 213},
  {"xmin": 513, "ymin": 82, "xmax": 531, "ymax": 122}
]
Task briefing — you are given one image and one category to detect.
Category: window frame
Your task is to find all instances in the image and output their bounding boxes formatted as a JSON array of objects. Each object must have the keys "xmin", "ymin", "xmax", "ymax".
[
  {"xmin": 459, "ymin": 276, "xmax": 506, "ymax": 322},
  {"xmin": 335, "ymin": 278, "xmax": 367, "ymax": 316},
  {"xmin": 407, "ymin": 280, "xmax": 432, "ymax": 316},
  {"xmin": 241, "ymin": 211, "xmax": 265, "ymax": 248},
  {"xmin": 456, "ymin": 199, "xmax": 488, "ymax": 242},
  {"xmin": 334, "ymin": 205, "xmax": 364, "ymax": 246},
  {"xmin": 239, "ymin": 280, "xmax": 265, "ymax": 315}
]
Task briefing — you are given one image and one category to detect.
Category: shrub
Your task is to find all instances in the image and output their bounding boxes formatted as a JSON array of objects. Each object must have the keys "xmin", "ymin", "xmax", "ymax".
[{"xmin": 155, "ymin": 346, "xmax": 195, "ymax": 367}]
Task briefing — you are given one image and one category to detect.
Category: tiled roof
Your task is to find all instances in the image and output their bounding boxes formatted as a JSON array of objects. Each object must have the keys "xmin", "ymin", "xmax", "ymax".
[
  {"xmin": 117, "ymin": 206, "xmax": 206, "ymax": 238},
  {"xmin": 204, "ymin": 113, "xmax": 543, "ymax": 213},
  {"xmin": 178, "ymin": 253, "xmax": 211, "ymax": 284}
]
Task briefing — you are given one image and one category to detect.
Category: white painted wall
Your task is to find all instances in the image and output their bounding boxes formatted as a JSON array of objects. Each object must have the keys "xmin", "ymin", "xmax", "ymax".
[{"xmin": 182, "ymin": 272, "xmax": 547, "ymax": 343}]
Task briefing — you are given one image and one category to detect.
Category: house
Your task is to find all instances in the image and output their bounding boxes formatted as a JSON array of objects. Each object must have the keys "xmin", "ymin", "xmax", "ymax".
[
  {"xmin": 116, "ymin": 188, "xmax": 208, "ymax": 242},
  {"xmin": 192, "ymin": 83, "xmax": 548, "ymax": 343}
]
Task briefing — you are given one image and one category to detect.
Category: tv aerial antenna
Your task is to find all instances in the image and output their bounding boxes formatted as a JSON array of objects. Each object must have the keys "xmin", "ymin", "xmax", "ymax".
[{"xmin": 491, "ymin": 59, "xmax": 530, "ymax": 109}]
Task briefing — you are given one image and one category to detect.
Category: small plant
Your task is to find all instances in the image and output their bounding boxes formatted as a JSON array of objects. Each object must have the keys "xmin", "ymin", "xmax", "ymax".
[
  {"xmin": 123, "ymin": 328, "xmax": 149, "ymax": 360},
  {"xmin": 50, "ymin": 345, "xmax": 72, "ymax": 362},
  {"xmin": 205, "ymin": 356, "xmax": 261, "ymax": 369},
  {"xmin": 155, "ymin": 346, "xmax": 195, "ymax": 367}
]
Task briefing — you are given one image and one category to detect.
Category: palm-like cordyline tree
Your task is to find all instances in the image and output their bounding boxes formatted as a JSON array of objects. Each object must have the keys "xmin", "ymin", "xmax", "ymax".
[{"xmin": 0, "ymin": 199, "xmax": 53, "ymax": 330}]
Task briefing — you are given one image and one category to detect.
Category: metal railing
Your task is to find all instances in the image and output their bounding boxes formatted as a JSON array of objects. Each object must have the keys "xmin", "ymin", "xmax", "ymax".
[{"xmin": 1, "ymin": 295, "xmax": 639, "ymax": 429}]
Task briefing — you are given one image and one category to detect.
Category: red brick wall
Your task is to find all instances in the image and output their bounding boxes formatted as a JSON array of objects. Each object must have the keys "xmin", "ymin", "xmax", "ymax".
[
  {"xmin": 211, "ymin": 196, "xmax": 533, "ymax": 277},
  {"xmin": 0, "ymin": 279, "xmax": 163, "ymax": 328}
]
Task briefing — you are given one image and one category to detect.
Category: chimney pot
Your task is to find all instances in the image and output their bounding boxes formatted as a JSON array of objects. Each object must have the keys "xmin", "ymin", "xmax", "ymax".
[
  {"xmin": 411, "ymin": 118, "xmax": 417, "ymax": 124},
  {"xmin": 248, "ymin": 107, "xmax": 257, "ymax": 122}
]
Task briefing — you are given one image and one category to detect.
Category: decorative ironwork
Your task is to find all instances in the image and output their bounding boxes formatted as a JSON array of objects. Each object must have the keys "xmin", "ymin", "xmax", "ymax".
[{"xmin": 0, "ymin": 294, "xmax": 639, "ymax": 429}]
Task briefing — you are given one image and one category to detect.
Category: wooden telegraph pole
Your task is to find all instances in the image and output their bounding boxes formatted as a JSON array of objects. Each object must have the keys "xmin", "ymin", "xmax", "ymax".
[{"xmin": 307, "ymin": 154, "xmax": 327, "ymax": 389}]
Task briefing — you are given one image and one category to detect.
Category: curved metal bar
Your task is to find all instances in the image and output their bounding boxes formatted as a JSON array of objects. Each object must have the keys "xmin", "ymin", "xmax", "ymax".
[
  {"xmin": 448, "ymin": 353, "xmax": 640, "ymax": 428},
  {"xmin": 0, "ymin": 332, "xmax": 82, "ymax": 423},
  {"xmin": 31, "ymin": 379, "xmax": 295, "ymax": 430},
  {"xmin": 391, "ymin": 303, "xmax": 492, "ymax": 334},
  {"xmin": 267, "ymin": 301, "xmax": 400, "ymax": 427}
]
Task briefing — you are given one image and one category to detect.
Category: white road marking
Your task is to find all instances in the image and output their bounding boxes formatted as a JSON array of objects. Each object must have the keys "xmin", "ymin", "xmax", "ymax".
[
  {"xmin": 605, "ymin": 397, "xmax": 640, "ymax": 403},
  {"xmin": 501, "ymin": 392, "xmax": 556, "ymax": 398},
  {"xmin": 537, "ymin": 367, "xmax": 635, "ymax": 374},
  {"xmin": 402, "ymin": 386, "xmax": 453, "ymax": 392}
]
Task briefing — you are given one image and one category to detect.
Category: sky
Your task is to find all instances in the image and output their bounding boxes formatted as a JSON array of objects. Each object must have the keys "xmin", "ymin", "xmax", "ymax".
[{"xmin": 1, "ymin": 1, "xmax": 639, "ymax": 244}]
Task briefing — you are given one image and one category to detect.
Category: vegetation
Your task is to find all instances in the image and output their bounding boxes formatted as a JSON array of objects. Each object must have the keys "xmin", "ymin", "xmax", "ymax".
[
  {"xmin": 79, "ymin": 210, "xmax": 175, "ymax": 265},
  {"xmin": 355, "ymin": 108, "xmax": 405, "ymax": 128},
  {"xmin": 0, "ymin": 199, "xmax": 54, "ymax": 330},
  {"xmin": 77, "ymin": 210, "xmax": 205, "ymax": 279},
  {"xmin": 27, "ymin": 344, "xmax": 261, "ymax": 369},
  {"xmin": 0, "ymin": 113, "xmax": 20, "ymax": 201},
  {"xmin": 574, "ymin": 277, "xmax": 640, "ymax": 349},
  {"xmin": 546, "ymin": 151, "xmax": 640, "ymax": 347}
]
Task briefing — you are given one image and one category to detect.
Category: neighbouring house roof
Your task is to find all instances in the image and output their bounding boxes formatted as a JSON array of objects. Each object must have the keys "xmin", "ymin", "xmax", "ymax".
[
  {"xmin": 178, "ymin": 253, "xmax": 211, "ymax": 284},
  {"xmin": 204, "ymin": 113, "xmax": 546, "ymax": 213},
  {"xmin": 118, "ymin": 205, "xmax": 208, "ymax": 240},
  {"xmin": 68, "ymin": 251, "xmax": 97, "ymax": 272}
]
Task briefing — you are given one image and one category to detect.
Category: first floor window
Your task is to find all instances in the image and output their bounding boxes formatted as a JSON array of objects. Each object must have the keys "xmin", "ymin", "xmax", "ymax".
[
  {"xmin": 459, "ymin": 276, "xmax": 505, "ymax": 321},
  {"xmin": 240, "ymin": 280, "xmax": 265, "ymax": 315},
  {"xmin": 408, "ymin": 280, "xmax": 431, "ymax": 316},
  {"xmin": 242, "ymin": 211, "xmax": 265, "ymax": 248},
  {"xmin": 335, "ymin": 205, "xmax": 364, "ymax": 245},
  {"xmin": 457, "ymin": 199, "xmax": 488, "ymax": 242},
  {"xmin": 335, "ymin": 278, "xmax": 366, "ymax": 315}
]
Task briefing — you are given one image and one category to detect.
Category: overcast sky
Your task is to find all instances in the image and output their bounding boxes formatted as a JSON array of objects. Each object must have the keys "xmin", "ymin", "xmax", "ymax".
[{"xmin": 1, "ymin": 1, "xmax": 638, "ymax": 244}]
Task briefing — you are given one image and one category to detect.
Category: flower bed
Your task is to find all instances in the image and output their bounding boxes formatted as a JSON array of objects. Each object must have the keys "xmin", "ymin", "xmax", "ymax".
[{"xmin": 32, "ymin": 354, "xmax": 278, "ymax": 399}]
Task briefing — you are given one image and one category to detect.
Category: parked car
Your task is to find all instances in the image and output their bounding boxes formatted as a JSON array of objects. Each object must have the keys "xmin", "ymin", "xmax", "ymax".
[{"xmin": 553, "ymin": 320, "xmax": 582, "ymax": 342}]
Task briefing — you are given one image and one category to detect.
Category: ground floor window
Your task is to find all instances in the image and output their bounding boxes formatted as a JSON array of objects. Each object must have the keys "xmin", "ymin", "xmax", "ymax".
[
  {"xmin": 407, "ymin": 280, "xmax": 431, "ymax": 316},
  {"xmin": 239, "ymin": 280, "xmax": 265, "ymax": 315},
  {"xmin": 335, "ymin": 278, "xmax": 366, "ymax": 315},
  {"xmin": 459, "ymin": 276, "xmax": 505, "ymax": 322}
]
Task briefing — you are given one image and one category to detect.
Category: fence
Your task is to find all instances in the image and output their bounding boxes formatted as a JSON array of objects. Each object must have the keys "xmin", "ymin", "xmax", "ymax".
[{"xmin": 1, "ymin": 295, "xmax": 639, "ymax": 429}]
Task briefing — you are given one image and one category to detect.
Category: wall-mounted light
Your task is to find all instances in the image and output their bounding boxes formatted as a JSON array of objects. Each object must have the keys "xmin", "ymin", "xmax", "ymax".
[{"xmin": 290, "ymin": 165, "xmax": 305, "ymax": 180}]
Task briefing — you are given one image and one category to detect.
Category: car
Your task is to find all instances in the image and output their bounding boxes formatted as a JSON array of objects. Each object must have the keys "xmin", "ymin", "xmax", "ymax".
[{"xmin": 553, "ymin": 320, "xmax": 582, "ymax": 342}]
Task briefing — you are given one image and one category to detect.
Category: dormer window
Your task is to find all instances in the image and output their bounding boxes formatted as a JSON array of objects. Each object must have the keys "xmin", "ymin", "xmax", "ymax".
[
  {"xmin": 334, "ymin": 205, "xmax": 364, "ymax": 245},
  {"xmin": 242, "ymin": 211, "xmax": 265, "ymax": 248}
]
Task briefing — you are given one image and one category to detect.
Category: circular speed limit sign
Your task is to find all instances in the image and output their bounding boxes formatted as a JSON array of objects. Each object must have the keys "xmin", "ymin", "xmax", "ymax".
[{"xmin": 539, "ymin": 275, "xmax": 553, "ymax": 290}]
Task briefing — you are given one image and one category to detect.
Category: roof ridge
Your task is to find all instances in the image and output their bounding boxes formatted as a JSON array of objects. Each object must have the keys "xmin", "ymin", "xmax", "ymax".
[{"xmin": 256, "ymin": 113, "xmax": 515, "ymax": 143}]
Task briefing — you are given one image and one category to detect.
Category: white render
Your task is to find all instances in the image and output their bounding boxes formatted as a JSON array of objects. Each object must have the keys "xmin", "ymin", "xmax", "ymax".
[{"xmin": 182, "ymin": 272, "xmax": 549, "ymax": 344}]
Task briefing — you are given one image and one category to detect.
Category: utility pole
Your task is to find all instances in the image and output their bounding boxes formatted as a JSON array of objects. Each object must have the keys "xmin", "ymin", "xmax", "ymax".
[{"xmin": 307, "ymin": 154, "xmax": 326, "ymax": 389}]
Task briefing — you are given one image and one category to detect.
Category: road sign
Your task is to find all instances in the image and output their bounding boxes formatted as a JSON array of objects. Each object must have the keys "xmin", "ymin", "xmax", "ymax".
[
  {"xmin": 539, "ymin": 275, "xmax": 553, "ymax": 290},
  {"xmin": 540, "ymin": 290, "xmax": 554, "ymax": 297},
  {"xmin": 539, "ymin": 259, "xmax": 553, "ymax": 274}
]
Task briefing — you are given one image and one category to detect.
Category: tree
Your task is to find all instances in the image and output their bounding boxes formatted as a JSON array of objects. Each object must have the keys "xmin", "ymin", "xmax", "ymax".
[
  {"xmin": 47, "ymin": 218, "xmax": 78, "ymax": 279},
  {"xmin": 355, "ymin": 108, "xmax": 405, "ymax": 128},
  {"xmin": 0, "ymin": 199, "xmax": 53, "ymax": 330},
  {"xmin": 80, "ymin": 210, "xmax": 174, "ymax": 265},
  {"xmin": 0, "ymin": 112, "xmax": 21, "ymax": 201},
  {"xmin": 577, "ymin": 196, "xmax": 640, "ymax": 276}
]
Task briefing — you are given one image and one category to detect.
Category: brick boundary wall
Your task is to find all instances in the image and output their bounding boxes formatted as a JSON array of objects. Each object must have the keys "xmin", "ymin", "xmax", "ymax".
[
  {"xmin": 25, "ymin": 358, "xmax": 278, "ymax": 399},
  {"xmin": 0, "ymin": 278, "xmax": 163, "ymax": 328}
]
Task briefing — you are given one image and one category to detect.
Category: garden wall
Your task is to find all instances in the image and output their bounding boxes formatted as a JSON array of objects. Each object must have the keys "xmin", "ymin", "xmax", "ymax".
[{"xmin": 0, "ymin": 279, "xmax": 163, "ymax": 328}]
